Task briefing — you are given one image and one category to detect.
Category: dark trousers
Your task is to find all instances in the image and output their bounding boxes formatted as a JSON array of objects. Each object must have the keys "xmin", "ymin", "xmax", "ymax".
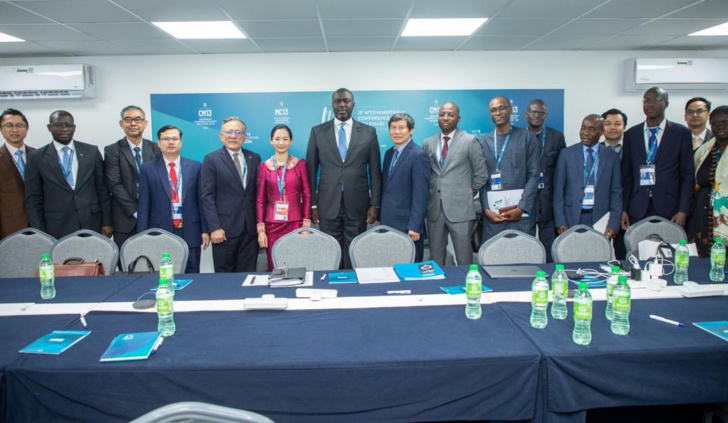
[
  {"xmin": 537, "ymin": 219, "xmax": 557, "ymax": 263},
  {"xmin": 626, "ymin": 199, "xmax": 660, "ymax": 254},
  {"xmin": 319, "ymin": 198, "xmax": 367, "ymax": 269},
  {"xmin": 414, "ymin": 238, "xmax": 425, "ymax": 263},
  {"xmin": 113, "ymin": 229, "xmax": 136, "ymax": 271},
  {"xmin": 173, "ymin": 227, "xmax": 201, "ymax": 274},
  {"xmin": 211, "ymin": 231, "xmax": 259, "ymax": 273}
]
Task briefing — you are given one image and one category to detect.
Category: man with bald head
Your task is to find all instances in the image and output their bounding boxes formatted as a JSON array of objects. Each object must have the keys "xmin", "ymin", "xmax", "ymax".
[
  {"xmin": 479, "ymin": 96, "xmax": 540, "ymax": 243},
  {"xmin": 554, "ymin": 115, "xmax": 622, "ymax": 239},
  {"xmin": 621, "ymin": 87, "xmax": 694, "ymax": 237}
]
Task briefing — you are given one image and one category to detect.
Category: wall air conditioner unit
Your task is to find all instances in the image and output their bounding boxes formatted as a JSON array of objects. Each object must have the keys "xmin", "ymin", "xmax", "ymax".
[
  {"xmin": 0, "ymin": 64, "xmax": 96, "ymax": 100},
  {"xmin": 624, "ymin": 58, "xmax": 728, "ymax": 92}
]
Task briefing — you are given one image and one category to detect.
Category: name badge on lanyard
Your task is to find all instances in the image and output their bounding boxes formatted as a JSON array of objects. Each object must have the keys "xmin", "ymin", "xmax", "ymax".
[
  {"xmin": 491, "ymin": 173, "xmax": 502, "ymax": 191},
  {"xmin": 172, "ymin": 203, "xmax": 183, "ymax": 228},
  {"xmin": 274, "ymin": 159, "xmax": 290, "ymax": 221},
  {"xmin": 583, "ymin": 186, "xmax": 595, "ymax": 206},
  {"xmin": 491, "ymin": 129, "xmax": 511, "ymax": 192},
  {"xmin": 639, "ymin": 165, "xmax": 656, "ymax": 186}
]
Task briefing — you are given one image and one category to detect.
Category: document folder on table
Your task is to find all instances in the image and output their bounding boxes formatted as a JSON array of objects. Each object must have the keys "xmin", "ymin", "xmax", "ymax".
[
  {"xmin": 269, "ymin": 267, "xmax": 306, "ymax": 286},
  {"xmin": 393, "ymin": 260, "xmax": 446, "ymax": 280},
  {"xmin": 100, "ymin": 331, "xmax": 162, "ymax": 362},
  {"xmin": 20, "ymin": 330, "xmax": 91, "ymax": 355}
]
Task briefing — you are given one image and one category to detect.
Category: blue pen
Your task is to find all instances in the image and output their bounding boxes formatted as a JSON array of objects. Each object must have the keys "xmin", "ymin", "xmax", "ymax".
[
  {"xmin": 79, "ymin": 314, "xmax": 88, "ymax": 329},
  {"xmin": 320, "ymin": 274, "xmax": 327, "ymax": 281},
  {"xmin": 151, "ymin": 337, "xmax": 164, "ymax": 354}
]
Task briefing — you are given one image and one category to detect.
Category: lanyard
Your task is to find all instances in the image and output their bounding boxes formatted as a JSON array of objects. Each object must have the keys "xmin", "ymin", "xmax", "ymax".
[
  {"xmin": 274, "ymin": 157, "xmax": 288, "ymax": 200},
  {"xmin": 539, "ymin": 129, "xmax": 545, "ymax": 158},
  {"xmin": 583, "ymin": 148, "xmax": 599, "ymax": 185},
  {"xmin": 167, "ymin": 167, "xmax": 182, "ymax": 202},
  {"xmin": 493, "ymin": 128, "xmax": 512, "ymax": 171}
]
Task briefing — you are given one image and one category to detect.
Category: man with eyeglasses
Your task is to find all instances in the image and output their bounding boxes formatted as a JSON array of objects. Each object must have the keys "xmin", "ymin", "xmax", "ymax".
[
  {"xmin": 621, "ymin": 87, "xmax": 694, "ymax": 235},
  {"xmin": 104, "ymin": 106, "xmax": 161, "ymax": 254},
  {"xmin": 684, "ymin": 97, "xmax": 713, "ymax": 150},
  {"xmin": 600, "ymin": 108, "xmax": 628, "ymax": 158},
  {"xmin": 25, "ymin": 110, "xmax": 113, "ymax": 240},
  {"xmin": 526, "ymin": 99, "xmax": 566, "ymax": 262},
  {"xmin": 138, "ymin": 125, "xmax": 209, "ymax": 273},
  {"xmin": 201, "ymin": 117, "xmax": 261, "ymax": 272},
  {"xmin": 479, "ymin": 96, "xmax": 540, "ymax": 243},
  {"xmin": 0, "ymin": 108, "xmax": 35, "ymax": 239}
]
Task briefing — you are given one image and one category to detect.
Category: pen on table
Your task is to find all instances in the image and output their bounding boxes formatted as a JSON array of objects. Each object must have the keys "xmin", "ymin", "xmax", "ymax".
[
  {"xmin": 151, "ymin": 337, "xmax": 165, "ymax": 354},
  {"xmin": 649, "ymin": 314, "xmax": 685, "ymax": 327},
  {"xmin": 79, "ymin": 314, "xmax": 88, "ymax": 329},
  {"xmin": 383, "ymin": 290, "xmax": 411, "ymax": 295},
  {"xmin": 251, "ymin": 276, "xmax": 257, "ymax": 285},
  {"xmin": 320, "ymin": 274, "xmax": 327, "ymax": 281}
]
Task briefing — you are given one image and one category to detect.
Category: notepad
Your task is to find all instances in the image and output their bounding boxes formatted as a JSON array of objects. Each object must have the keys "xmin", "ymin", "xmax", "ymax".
[
  {"xmin": 328, "ymin": 271, "xmax": 358, "ymax": 284},
  {"xmin": 693, "ymin": 321, "xmax": 728, "ymax": 343},
  {"xmin": 394, "ymin": 260, "xmax": 446, "ymax": 280},
  {"xmin": 20, "ymin": 330, "xmax": 91, "ymax": 355},
  {"xmin": 100, "ymin": 331, "xmax": 162, "ymax": 362}
]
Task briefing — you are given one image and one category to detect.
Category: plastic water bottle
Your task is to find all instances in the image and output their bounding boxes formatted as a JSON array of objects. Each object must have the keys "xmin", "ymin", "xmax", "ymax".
[
  {"xmin": 611, "ymin": 275, "xmax": 631, "ymax": 335},
  {"xmin": 530, "ymin": 271, "xmax": 549, "ymax": 329},
  {"xmin": 605, "ymin": 265, "xmax": 620, "ymax": 321},
  {"xmin": 551, "ymin": 264, "xmax": 568, "ymax": 320},
  {"xmin": 465, "ymin": 264, "xmax": 482, "ymax": 320},
  {"xmin": 572, "ymin": 282, "xmax": 592, "ymax": 345},
  {"xmin": 160, "ymin": 252, "xmax": 174, "ymax": 298},
  {"xmin": 674, "ymin": 239, "xmax": 689, "ymax": 285},
  {"xmin": 38, "ymin": 253, "xmax": 56, "ymax": 300},
  {"xmin": 156, "ymin": 277, "xmax": 176, "ymax": 336},
  {"xmin": 710, "ymin": 237, "xmax": 726, "ymax": 282}
]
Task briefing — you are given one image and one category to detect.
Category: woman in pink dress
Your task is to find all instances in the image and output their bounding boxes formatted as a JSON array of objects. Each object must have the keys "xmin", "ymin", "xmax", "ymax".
[{"xmin": 256, "ymin": 124, "xmax": 311, "ymax": 270}]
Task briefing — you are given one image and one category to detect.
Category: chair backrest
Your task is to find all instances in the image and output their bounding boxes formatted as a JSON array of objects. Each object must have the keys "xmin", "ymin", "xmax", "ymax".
[
  {"xmin": 349, "ymin": 225, "xmax": 416, "ymax": 268},
  {"xmin": 120, "ymin": 229, "xmax": 189, "ymax": 272},
  {"xmin": 552, "ymin": 224, "xmax": 614, "ymax": 263},
  {"xmin": 130, "ymin": 401, "xmax": 275, "ymax": 423},
  {"xmin": 477, "ymin": 229, "xmax": 546, "ymax": 265},
  {"xmin": 271, "ymin": 227, "xmax": 340, "ymax": 271},
  {"xmin": 0, "ymin": 228, "xmax": 56, "ymax": 278},
  {"xmin": 50, "ymin": 229, "xmax": 119, "ymax": 275},
  {"xmin": 623, "ymin": 215, "xmax": 688, "ymax": 253}
]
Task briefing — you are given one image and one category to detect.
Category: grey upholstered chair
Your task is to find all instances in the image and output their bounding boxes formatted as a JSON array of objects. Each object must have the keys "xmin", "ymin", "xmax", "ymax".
[
  {"xmin": 50, "ymin": 229, "xmax": 119, "ymax": 275},
  {"xmin": 130, "ymin": 401, "xmax": 274, "ymax": 423},
  {"xmin": 623, "ymin": 215, "xmax": 687, "ymax": 253},
  {"xmin": 477, "ymin": 229, "xmax": 546, "ymax": 265},
  {"xmin": 120, "ymin": 228, "xmax": 189, "ymax": 273},
  {"xmin": 349, "ymin": 225, "xmax": 415, "ymax": 268},
  {"xmin": 271, "ymin": 227, "xmax": 340, "ymax": 271},
  {"xmin": 552, "ymin": 224, "xmax": 614, "ymax": 263},
  {"xmin": 0, "ymin": 228, "xmax": 56, "ymax": 278}
]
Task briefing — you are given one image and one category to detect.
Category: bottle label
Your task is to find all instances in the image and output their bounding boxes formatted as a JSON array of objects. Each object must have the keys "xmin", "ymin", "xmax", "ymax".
[
  {"xmin": 160, "ymin": 265, "xmax": 173, "ymax": 282},
  {"xmin": 574, "ymin": 299, "xmax": 591, "ymax": 319},
  {"xmin": 607, "ymin": 278, "xmax": 617, "ymax": 297},
  {"xmin": 156, "ymin": 297, "xmax": 172, "ymax": 313},
  {"xmin": 533, "ymin": 288, "xmax": 548, "ymax": 306},
  {"xmin": 712, "ymin": 250, "xmax": 726, "ymax": 265},
  {"xmin": 613, "ymin": 294, "xmax": 630, "ymax": 311},
  {"xmin": 553, "ymin": 280, "xmax": 567, "ymax": 297},
  {"xmin": 466, "ymin": 281, "xmax": 482, "ymax": 296},
  {"xmin": 676, "ymin": 251, "xmax": 689, "ymax": 266},
  {"xmin": 39, "ymin": 266, "xmax": 54, "ymax": 281}
]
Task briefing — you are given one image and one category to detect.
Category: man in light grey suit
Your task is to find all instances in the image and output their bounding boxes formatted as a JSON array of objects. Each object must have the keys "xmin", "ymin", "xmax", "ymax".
[
  {"xmin": 553, "ymin": 114, "xmax": 622, "ymax": 238},
  {"xmin": 423, "ymin": 102, "xmax": 487, "ymax": 266},
  {"xmin": 479, "ymin": 96, "xmax": 540, "ymax": 243}
]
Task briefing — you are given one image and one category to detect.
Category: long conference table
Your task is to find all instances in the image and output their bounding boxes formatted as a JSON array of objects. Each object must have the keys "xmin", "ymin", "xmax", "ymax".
[{"xmin": 1, "ymin": 260, "xmax": 727, "ymax": 423}]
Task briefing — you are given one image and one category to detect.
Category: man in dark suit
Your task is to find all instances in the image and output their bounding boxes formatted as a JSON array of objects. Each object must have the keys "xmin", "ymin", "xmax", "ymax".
[
  {"xmin": 200, "ymin": 117, "xmax": 260, "ymax": 272},
  {"xmin": 0, "ymin": 108, "xmax": 34, "ymax": 239},
  {"xmin": 137, "ymin": 125, "xmax": 209, "ymax": 273},
  {"xmin": 554, "ymin": 114, "xmax": 622, "ymax": 239},
  {"xmin": 684, "ymin": 97, "xmax": 713, "ymax": 150},
  {"xmin": 104, "ymin": 105, "xmax": 161, "ymax": 253},
  {"xmin": 600, "ymin": 108, "xmax": 627, "ymax": 158},
  {"xmin": 527, "ymin": 99, "xmax": 566, "ymax": 262},
  {"xmin": 380, "ymin": 113, "xmax": 431, "ymax": 262},
  {"xmin": 621, "ymin": 86, "xmax": 694, "ymax": 234},
  {"xmin": 25, "ymin": 110, "xmax": 112, "ymax": 240},
  {"xmin": 306, "ymin": 88, "xmax": 382, "ymax": 269}
]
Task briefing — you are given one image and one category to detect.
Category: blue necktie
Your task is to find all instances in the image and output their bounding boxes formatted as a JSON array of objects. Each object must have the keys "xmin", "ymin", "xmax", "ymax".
[
  {"xmin": 61, "ymin": 146, "xmax": 74, "ymax": 187},
  {"xmin": 586, "ymin": 147, "xmax": 595, "ymax": 185},
  {"xmin": 15, "ymin": 150, "xmax": 25, "ymax": 180},
  {"xmin": 338, "ymin": 122, "xmax": 347, "ymax": 161},
  {"xmin": 648, "ymin": 127, "xmax": 659, "ymax": 163},
  {"xmin": 133, "ymin": 146, "xmax": 142, "ymax": 174},
  {"xmin": 390, "ymin": 149, "xmax": 400, "ymax": 175}
]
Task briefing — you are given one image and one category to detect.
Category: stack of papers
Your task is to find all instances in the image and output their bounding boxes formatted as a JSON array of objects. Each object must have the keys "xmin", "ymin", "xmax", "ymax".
[
  {"xmin": 20, "ymin": 330, "xmax": 91, "ymax": 355},
  {"xmin": 100, "ymin": 331, "xmax": 162, "ymax": 362},
  {"xmin": 394, "ymin": 260, "xmax": 446, "ymax": 280}
]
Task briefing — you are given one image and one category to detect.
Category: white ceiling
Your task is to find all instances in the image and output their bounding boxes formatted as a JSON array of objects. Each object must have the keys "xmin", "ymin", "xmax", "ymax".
[{"xmin": 0, "ymin": 0, "xmax": 727, "ymax": 57}]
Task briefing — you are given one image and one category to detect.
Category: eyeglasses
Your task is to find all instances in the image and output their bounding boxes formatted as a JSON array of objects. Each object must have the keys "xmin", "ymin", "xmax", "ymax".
[
  {"xmin": 643, "ymin": 97, "xmax": 665, "ymax": 104},
  {"xmin": 159, "ymin": 137, "xmax": 181, "ymax": 142},
  {"xmin": 1, "ymin": 123, "xmax": 27, "ymax": 129},
  {"xmin": 50, "ymin": 122, "xmax": 75, "ymax": 128},
  {"xmin": 222, "ymin": 130, "xmax": 245, "ymax": 137},
  {"xmin": 686, "ymin": 109, "xmax": 708, "ymax": 116},
  {"xmin": 122, "ymin": 117, "xmax": 145, "ymax": 124},
  {"xmin": 527, "ymin": 111, "xmax": 546, "ymax": 117},
  {"xmin": 489, "ymin": 106, "xmax": 510, "ymax": 114}
]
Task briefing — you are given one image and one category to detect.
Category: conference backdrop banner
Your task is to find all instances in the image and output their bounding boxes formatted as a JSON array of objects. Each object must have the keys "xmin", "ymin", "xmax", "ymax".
[{"xmin": 150, "ymin": 89, "xmax": 564, "ymax": 163}]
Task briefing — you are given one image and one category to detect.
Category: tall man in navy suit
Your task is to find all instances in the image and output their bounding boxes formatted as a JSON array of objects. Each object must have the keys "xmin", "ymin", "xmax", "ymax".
[
  {"xmin": 25, "ymin": 110, "xmax": 112, "ymax": 240},
  {"xmin": 306, "ymin": 88, "xmax": 382, "ymax": 269},
  {"xmin": 380, "ymin": 113, "xmax": 431, "ymax": 262},
  {"xmin": 104, "ymin": 105, "xmax": 161, "ymax": 252},
  {"xmin": 137, "ymin": 125, "xmax": 209, "ymax": 273},
  {"xmin": 554, "ymin": 114, "xmax": 622, "ymax": 239},
  {"xmin": 621, "ymin": 87, "xmax": 694, "ymax": 234},
  {"xmin": 200, "ymin": 117, "xmax": 260, "ymax": 272}
]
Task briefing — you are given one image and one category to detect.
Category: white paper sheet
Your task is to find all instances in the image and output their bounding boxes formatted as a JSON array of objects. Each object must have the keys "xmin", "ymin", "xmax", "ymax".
[{"xmin": 355, "ymin": 267, "xmax": 400, "ymax": 284}]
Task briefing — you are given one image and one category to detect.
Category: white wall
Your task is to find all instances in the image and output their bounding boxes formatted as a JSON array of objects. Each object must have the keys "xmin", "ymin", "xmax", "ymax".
[{"xmin": 2, "ymin": 49, "xmax": 728, "ymax": 149}]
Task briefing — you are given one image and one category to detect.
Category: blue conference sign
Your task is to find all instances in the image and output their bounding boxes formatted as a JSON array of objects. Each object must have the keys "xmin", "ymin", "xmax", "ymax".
[{"xmin": 150, "ymin": 89, "xmax": 563, "ymax": 163}]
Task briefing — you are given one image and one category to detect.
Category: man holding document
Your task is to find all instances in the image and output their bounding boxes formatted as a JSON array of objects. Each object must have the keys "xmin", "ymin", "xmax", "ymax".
[{"xmin": 479, "ymin": 96, "xmax": 540, "ymax": 242}]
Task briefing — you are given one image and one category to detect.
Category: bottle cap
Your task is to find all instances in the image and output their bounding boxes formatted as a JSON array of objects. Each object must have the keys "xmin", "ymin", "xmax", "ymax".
[
  {"xmin": 162, "ymin": 252, "xmax": 170, "ymax": 258},
  {"xmin": 555, "ymin": 264, "xmax": 564, "ymax": 270},
  {"xmin": 611, "ymin": 265, "xmax": 620, "ymax": 272},
  {"xmin": 715, "ymin": 237, "xmax": 723, "ymax": 243},
  {"xmin": 41, "ymin": 253, "xmax": 50, "ymax": 259},
  {"xmin": 678, "ymin": 239, "xmax": 687, "ymax": 245},
  {"xmin": 578, "ymin": 281, "xmax": 588, "ymax": 290},
  {"xmin": 469, "ymin": 264, "xmax": 478, "ymax": 271},
  {"xmin": 536, "ymin": 271, "xmax": 546, "ymax": 277},
  {"xmin": 618, "ymin": 275, "xmax": 628, "ymax": 283}
]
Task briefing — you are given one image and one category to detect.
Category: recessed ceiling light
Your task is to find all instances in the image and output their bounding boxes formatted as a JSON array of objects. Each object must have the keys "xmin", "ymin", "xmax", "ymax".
[
  {"xmin": 0, "ymin": 32, "xmax": 24, "ymax": 42},
  {"xmin": 402, "ymin": 18, "xmax": 487, "ymax": 37},
  {"xmin": 152, "ymin": 21, "xmax": 246, "ymax": 39},
  {"xmin": 690, "ymin": 22, "xmax": 728, "ymax": 36}
]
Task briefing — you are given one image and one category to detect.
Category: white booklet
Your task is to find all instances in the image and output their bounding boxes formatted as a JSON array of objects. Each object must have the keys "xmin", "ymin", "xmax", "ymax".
[
  {"xmin": 355, "ymin": 267, "xmax": 401, "ymax": 284},
  {"xmin": 486, "ymin": 189, "xmax": 529, "ymax": 218}
]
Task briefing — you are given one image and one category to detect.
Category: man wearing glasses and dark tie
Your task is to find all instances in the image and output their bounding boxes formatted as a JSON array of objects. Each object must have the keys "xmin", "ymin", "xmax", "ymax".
[
  {"xmin": 104, "ymin": 106, "xmax": 161, "ymax": 253},
  {"xmin": 0, "ymin": 108, "xmax": 34, "ymax": 239},
  {"xmin": 25, "ymin": 110, "xmax": 112, "ymax": 240}
]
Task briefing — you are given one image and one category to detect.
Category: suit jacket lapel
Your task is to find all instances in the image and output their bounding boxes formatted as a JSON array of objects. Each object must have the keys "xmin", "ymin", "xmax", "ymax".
[
  {"xmin": 45, "ymin": 144, "xmax": 73, "ymax": 192},
  {"xmin": 156, "ymin": 159, "xmax": 173, "ymax": 202},
  {"xmin": 74, "ymin": 143, "xmax": 93, "ymax": 190},
  {"xmin": 220, "ymin": 148, "xmax": 244, "ymax": 187},
  {"xmin": 119, "ymin": 139, "xmax": 137, "ymax": 172},
  {"xmin": 343, "ymin": 121, "xmax": 358, "ymax": 165},
  {"xmin": 389, "ymin": 141, "xmax": 412, "ymax": 180},
  {"xmin": 595, "ymin": 145, "xmax": 606, "ymax": 188},
  {"xmin": 653, "ymin": 120, "xmax": 671, "ymax": 163},
  {"xmin": 0, "ymin": 145, "xmax": 23, "ymax": 185}
]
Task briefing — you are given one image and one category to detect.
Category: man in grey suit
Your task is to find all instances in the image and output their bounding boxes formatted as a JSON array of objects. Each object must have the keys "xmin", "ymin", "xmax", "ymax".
[
  {"xmin": 25, "ymin": 110, "xmax": 112, "ymax": 240},
  {"xmin": 423, "ymin": 102, "xmax": 487, "ymax": 266},
  {"xmin": 306, "ymin": 88, "xmax": 382, "ymax": 269},
  {"xmin": 553, "ymin": 114, "xmax": 622, "ymax": 239},
  {"xmin": 104, "ymin": 105, "xmax": 161, "ymax": 253},
  {"xmin": 479, "ymin": 96, "xmax": 540, "ymax": 243}
]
